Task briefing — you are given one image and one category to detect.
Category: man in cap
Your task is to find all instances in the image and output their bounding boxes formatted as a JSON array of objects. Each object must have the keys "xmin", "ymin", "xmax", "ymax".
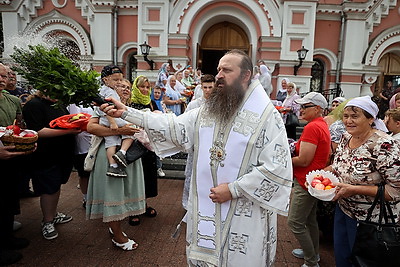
[{"xmin": 288, "ymin": 92, "xmax": 331, "ymax": 267}]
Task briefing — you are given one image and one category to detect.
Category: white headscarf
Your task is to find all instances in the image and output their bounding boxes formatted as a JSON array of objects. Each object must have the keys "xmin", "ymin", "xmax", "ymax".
[
  {"xmin": 345, "ymin": 96, "xmax": 388, "ymax": 132},
  {"xmin": 258, "ymin": 65, "xmax": 272, "ymax": 95},
  {"xmin": 279, "ymin": 78, "xmax": 290, "ymax": 93}
]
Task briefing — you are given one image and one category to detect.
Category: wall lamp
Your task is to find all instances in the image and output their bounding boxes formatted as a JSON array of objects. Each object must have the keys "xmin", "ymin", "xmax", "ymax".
[
  {"xmin": 139, "ymin": 41, "xmax": 155, "ymax": 70},
  {"xmin": 293, "ymin": 46, "xmax": 309, "ymax": 76}
]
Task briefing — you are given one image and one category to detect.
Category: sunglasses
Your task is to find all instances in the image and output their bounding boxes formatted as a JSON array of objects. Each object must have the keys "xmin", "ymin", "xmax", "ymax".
[{"xmin": 300, "ymin": 104, "xmax": 317, "ymax": 109}]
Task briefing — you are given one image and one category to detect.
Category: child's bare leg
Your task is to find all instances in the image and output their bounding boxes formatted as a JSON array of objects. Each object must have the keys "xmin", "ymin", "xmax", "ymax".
[
  {"xmin": 107, "ymin": 115, "xmax": 118, "ymax": 130},
  {"xmin": 120, "ymin": 138, "xmax": 134, "ymax": 152}
]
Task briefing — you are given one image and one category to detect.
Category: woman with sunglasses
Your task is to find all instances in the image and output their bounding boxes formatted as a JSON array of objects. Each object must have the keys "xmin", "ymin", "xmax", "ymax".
[{"xmin": 287, "ymin": 92, "xmax": 331, "ymax": 267}]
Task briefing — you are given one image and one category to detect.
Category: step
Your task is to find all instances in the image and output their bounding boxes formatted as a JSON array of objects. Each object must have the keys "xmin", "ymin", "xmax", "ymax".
[{"xmin": 162, "ymin": 169, "xmax": 186, "ymax": 180}]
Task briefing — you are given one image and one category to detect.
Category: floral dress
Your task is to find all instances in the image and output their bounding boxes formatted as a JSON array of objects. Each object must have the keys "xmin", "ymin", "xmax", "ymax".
[{"xmin": 332, "ymin": 131, "xmax": 400, "ymax": 222}]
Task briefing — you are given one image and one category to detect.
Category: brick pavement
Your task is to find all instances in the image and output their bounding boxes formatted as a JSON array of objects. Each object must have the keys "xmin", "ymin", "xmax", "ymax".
[{"xmin": 12, "ymin": 171, "xmax": 335, "ymax": 266}]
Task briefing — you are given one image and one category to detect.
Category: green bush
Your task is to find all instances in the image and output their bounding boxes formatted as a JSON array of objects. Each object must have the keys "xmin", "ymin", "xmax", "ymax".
[{"xmin": 11, "ymin": 44, "xmax": 100, "ymax": 108}]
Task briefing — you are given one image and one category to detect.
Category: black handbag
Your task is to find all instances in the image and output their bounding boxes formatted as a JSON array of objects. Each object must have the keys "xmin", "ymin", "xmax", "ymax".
[
  {"xmin": 285, "ymin": 112, "xmax": 299, "ymax": 127},
  {"xmin": 125, "ymin": 139, "xmax": 148, "ymax": 164},
  {"xmin": 351, "ymin": 184, "xmax": 400, "ymax": 267}
]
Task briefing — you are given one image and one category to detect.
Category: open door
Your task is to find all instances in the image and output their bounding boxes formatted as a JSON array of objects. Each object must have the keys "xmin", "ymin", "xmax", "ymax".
[{"xmin": 199, "ymin": 21, "xmax": 249, "ymax": 76}]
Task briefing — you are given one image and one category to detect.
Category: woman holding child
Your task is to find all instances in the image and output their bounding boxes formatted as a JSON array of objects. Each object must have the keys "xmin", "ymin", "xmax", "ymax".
[{"xmin": 86, "ymin": 70, "xmax": 146, "ymax": 251}]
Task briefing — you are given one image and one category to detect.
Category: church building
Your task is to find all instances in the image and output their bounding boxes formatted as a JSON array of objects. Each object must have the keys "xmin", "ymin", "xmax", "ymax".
[{"xmin": 1, "ymin": 0, "xmax": 399, "ymax": 99}]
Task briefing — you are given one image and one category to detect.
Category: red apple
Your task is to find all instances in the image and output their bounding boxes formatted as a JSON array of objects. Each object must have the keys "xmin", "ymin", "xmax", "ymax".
[
  {"xmin": 314, "ymin": 174, "xmax": 324, "ymax": 181},
  {"xmin": 321, "ymin": 178, "xmax": 332, "ymax": 186},
  {"xmin": 24, "ymin": 132, "xmax": 36, "ymax": 137},
  {"xmin": 311, "ymin": 179, "xmax": 322, "ymax": 187},
  {"xmin": 314, "ymin": 183, "xmax": 325, "ymax": 190},
  {"xmin": 6, "ymin": 125, "xmax": 21, "ymax": 135}
]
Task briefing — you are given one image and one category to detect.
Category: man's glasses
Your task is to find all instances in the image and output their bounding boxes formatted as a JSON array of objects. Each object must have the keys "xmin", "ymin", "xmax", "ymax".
[{"xmin": 300, "ymin": 104, "xmax": 316, "ymax": 109}]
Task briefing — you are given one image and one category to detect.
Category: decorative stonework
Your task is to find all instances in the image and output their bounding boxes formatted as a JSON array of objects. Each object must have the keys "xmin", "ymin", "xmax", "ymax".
[
  {"xmin": 24, "ymin": 10, "xmax": 92, "ymax": 55},
  {"xmin": 52, "ymin": 0, "xmax": 67, "ymax": 8},
  {"xmin": 366, "ymin": 28, "xmax": 400, "ymax": 65}
]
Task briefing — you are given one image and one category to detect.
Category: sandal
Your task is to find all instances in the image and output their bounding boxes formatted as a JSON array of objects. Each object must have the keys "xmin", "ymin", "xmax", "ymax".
[
  {"xmin": 145, "ymin": 207, "xmax": 157, "ymax": 218},
  {"xmin": 112, "ymin": 238, "xmax": 138, "ymax": 251},
  {"xmin": 128, "ymin": 216, "xmax": 140, "ymax": 226},
  {"xmin": 108, "ymin": 227, "xmax": 127, "ymax": 237}
]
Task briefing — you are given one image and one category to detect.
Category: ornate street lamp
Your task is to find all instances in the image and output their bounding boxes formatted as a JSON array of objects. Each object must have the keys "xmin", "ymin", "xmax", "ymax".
[
  {"xmin": 139, "ymin": 41, "xmax": 155, "ymax": 70},
  {"xmin": 293, "ymin": 46, "xmax": 309, "ymax": 76}
]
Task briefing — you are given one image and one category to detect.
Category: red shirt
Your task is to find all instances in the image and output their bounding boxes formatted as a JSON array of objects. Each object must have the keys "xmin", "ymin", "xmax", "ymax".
[{"xmin": 294, "ymin": 117, "xmax": 331, "ymax": 190}]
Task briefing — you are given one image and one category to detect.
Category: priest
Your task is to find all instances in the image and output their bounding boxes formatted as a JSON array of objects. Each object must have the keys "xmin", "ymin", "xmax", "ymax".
[{"xmin": 101, "ymin": 49, "xmax": 293, "ymax": 267}]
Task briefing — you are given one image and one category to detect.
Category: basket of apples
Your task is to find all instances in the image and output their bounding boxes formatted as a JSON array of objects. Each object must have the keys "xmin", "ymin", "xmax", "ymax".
[
  {"xmin": 306, "ymin": 170, "xmax": 339, "ymax": 201},
  {"xmin": 0, "ymin": 125, "xmax": 38, "ymax": 152}
]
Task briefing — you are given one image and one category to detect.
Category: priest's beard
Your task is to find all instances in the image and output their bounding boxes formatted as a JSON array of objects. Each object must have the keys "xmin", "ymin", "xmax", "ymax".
[{"xmin": 205, "ymin": 76, "xmax": 246, "ymax": 124}]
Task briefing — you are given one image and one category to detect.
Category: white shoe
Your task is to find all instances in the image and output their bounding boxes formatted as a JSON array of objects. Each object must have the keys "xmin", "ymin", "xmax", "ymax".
[
  {"xmin": 13, "ymin": 221, "xmax": 22, "ymax": 231},
  {"xmin": 157, "ymin": 168, "xmax": 165, "ymax": 177}
]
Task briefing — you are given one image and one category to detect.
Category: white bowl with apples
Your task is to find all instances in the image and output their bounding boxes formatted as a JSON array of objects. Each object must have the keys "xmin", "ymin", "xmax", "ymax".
[{"xmin": 306, "ymin": 170, "xmax": 339, "ymax": 201}]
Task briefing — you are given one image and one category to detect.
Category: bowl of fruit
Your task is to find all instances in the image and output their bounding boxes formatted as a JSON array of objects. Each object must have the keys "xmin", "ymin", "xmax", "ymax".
[
  {"xmin": 0, "ymin": 125, "xmax": 38, "ymax": 152},
  {"xmin": 306, "ymin": 170, "xmax": 339, "ymax": 201}
]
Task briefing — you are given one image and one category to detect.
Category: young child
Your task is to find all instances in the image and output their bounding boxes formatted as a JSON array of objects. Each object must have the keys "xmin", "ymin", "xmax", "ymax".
[
  {"xmin": 97, "ymin": 65, "xmax": 134, "ymax": 178},
  {"xmin": 151, "ymin": 85, "xmax": 166, "ymax": 113},
  {"xmin": 385, "ymin": 108, "xmax": 400, "ymax": 140}
]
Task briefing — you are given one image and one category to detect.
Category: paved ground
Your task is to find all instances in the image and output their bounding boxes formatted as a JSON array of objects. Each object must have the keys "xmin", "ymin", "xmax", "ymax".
[{"xmin": 12, "ymin": 171, "xmax": 335, "ymax": 266}]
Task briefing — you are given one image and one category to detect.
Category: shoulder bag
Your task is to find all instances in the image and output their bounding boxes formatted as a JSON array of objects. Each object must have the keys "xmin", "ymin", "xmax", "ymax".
[
  {"xmin": 351, "ymin": 183, "xmax": 400, "ymax": 267},
  {"xmin": 125, "ymin": 139, "xmax": 148, "ymax": 165},
  {"xmin": 285, "ymin": 112, "xmax": 299, "ymax": 127}
]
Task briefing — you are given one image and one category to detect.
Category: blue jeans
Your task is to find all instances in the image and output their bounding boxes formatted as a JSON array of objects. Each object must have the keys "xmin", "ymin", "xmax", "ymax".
[{"xmin": 333, "ymin": 204, "xmax": 357, "ymax": 267}]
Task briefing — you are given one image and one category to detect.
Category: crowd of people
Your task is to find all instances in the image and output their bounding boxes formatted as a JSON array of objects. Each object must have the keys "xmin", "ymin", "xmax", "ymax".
[{"xmin": 1, "ymin": 49, "xmax": 400, "ymax": 267}]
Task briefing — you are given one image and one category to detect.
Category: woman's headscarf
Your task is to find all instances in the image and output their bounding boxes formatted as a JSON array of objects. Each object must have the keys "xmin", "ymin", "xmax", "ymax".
[
  {"xmin": 279, "ymin": 78, "xmax": 290, "ymax": 93},
  {"xmin": 332, "ymin": 97, "xmax": 346, "ymax": 105},
  {"xmin": 345, "ymin": 95, "xmax": 388, "ymax": 132},
  {"xmin": 156, "ymin": 63, "xmax": 169, "ymax": 87},
  {"xmin": 131, "ymin": 75, "xmax": 151, "ymax": 105},
  {"xmin": 258, "ymin": 65, "xmax": 272, "ymax": 95},
  {"xmin": 151, "ymin": 88, "xmax": 164, "ymax": 111},
  {"xmin": 389, "ymin": 92, "xmax": 400, "ymax": 109}
]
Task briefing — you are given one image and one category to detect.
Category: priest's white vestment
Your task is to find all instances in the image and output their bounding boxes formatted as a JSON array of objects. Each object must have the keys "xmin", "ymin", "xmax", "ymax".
[{"xmin": 121, "ymin": 80, "xmax": 293, "ymax": 266}]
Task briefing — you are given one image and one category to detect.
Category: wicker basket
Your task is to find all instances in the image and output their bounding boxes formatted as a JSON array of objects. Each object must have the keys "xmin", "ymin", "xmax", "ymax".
[{"xmin": 0, "ymin": 131, "xmax": 38, "ymax": 152}]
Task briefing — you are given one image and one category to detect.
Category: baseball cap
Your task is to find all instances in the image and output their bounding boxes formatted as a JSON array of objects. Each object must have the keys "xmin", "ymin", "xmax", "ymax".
[
  {"xmin": 295, "ymin": 92, "xmax": 328, "ymax": 109},
  {"xmin": 101, "ymin": 65, "xmax": 122, "ymax": 79}
]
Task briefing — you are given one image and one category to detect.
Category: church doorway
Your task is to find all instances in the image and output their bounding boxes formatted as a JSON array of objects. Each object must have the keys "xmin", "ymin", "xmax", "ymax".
[{"xmin": 198, "ymin": 22, "xmax": 250, "ymax": 76}]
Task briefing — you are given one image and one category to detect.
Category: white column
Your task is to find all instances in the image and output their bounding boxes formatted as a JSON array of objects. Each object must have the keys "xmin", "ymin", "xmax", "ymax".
[
  {"xmin": 2, "ymin": 13, "xmax": 21, "ymax": 59},
  {"xmin": 91, "ymin": 13, "xmax": 113, "ymax": 61}
]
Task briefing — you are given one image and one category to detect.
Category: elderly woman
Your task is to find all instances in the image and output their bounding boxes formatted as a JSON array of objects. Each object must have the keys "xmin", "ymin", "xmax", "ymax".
[
  {"xmin": 276, "ymin": 78, "xmax": 290, "ymax": 103},
  {"xmin": 279, "ymin": 82, "xmax": 300, "ymax": 139},
  {"xmin": 156, "ymin": 63, "xmax": 170, "ymax": 89},
  {"xmin": 163, "ymin": 75, "xmax": 184, "ymax": 116},
  {"xmin": 325, "ymin": 96, "xmax": 400, "ymax": 267}
]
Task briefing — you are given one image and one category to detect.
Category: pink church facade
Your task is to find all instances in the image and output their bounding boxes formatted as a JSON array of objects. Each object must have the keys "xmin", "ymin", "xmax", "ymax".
[{"xmin": 1, "ymin": 0, "xmax": 399, "ymax": 100}]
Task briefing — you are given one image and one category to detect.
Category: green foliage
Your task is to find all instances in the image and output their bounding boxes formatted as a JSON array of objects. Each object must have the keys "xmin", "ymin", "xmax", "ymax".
[{"xmin": 11, "ymin": 44, "xmax": 100, "ymax": 108}]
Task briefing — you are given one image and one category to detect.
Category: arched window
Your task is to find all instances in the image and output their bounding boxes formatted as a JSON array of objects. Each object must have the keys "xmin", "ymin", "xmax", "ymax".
[{"xmin": 310, "ymin": 59, "xmax": 324, "ymax": 93}]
